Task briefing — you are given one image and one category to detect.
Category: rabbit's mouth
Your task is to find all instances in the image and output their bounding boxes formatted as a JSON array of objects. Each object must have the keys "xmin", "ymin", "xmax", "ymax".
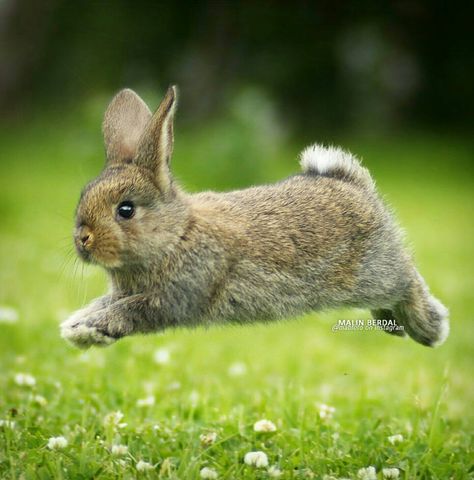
[
  {"xmin": 75, "ymin": 242, "xmax": 103, "ymax": 266},
  {"xmin": 75, "ymin": 244, "xmax": 91, "ymax": 262},
  {"xmin": 77, "ymin": 247, "xmax": 122, "ymax": 269}
]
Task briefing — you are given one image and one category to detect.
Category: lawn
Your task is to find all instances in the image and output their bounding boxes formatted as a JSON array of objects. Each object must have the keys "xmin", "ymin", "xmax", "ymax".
[{"xmin": 0, "ymin": 100, "xmax": 473, "ymax": 479}]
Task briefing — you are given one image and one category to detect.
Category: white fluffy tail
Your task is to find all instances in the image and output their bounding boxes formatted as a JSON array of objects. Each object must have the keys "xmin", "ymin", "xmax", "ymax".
[{"xmin": 300, "ymin": 144, "xmax": 374, "ymax": 190}]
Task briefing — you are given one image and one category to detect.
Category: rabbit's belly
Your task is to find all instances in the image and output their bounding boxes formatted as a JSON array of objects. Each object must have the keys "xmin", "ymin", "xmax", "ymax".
[{"xmin": 208, "ymin": 266, "xmax": 350, "ymax": 323}]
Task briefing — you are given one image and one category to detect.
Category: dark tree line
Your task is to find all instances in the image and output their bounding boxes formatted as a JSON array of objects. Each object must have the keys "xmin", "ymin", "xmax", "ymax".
[{"xmin": 0, "ymin": 0, "xmax": 472, "ymax": 131}]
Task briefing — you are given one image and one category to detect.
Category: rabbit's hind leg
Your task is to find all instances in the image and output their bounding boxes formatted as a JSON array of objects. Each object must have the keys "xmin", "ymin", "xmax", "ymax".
[{"xmin": 371, "ymin": 308, "xmax": 406, "ymax": 337}]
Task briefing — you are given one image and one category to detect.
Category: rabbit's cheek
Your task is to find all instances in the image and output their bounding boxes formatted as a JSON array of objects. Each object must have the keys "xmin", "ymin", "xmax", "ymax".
[{"xmin": 90, "ymin": 229, "xmax": 124, "ymax": 268}]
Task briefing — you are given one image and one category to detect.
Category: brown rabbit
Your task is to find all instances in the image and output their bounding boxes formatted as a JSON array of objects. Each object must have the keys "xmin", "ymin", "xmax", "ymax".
[{"xmin": 61, "ymin": 86, "xmax": 449, "ymax": 349}]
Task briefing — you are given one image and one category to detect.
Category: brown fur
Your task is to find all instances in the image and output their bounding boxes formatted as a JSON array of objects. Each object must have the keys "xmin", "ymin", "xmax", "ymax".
[{"xmin": 61, "ymin": 86, "xmax": 449, "ymax": 349}]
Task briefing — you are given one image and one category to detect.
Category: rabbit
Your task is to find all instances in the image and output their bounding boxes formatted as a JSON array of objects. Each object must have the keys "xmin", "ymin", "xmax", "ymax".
[{"xmin": 60, "ymin": 86, "xmax": 449, "ymax": 349}]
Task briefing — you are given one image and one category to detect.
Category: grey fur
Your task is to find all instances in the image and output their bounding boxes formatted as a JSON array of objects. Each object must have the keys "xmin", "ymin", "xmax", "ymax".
[{"xmin": 60, "ymin": 86, "xmax": 449, "ymax": 349}]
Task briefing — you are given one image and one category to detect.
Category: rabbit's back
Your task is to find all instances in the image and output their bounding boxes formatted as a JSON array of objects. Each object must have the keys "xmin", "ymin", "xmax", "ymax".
[{"xmin": 191, "ymin": 173, "xmax": 408, "ymax": 323}]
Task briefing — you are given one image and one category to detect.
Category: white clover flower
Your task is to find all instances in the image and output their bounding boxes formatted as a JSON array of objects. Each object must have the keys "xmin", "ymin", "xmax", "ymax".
[
  {"xmin": 103, "ymin": 411, "xmax": 127, "ymax": 429},
  {"xmin": 153, "ymin": 348, "xmax": 170, "ymax": 365},
  {"xmin": 200, "ymin": 431, "xmax": 218, "ymax": 446},
  {"xmin": 244, "ymin": 451, "xmax": 269, "ymax": 468},
  {"xmin": 268, "ymin": 465, "xmax": 283, "ymax": 477},
  {"xmin": 136, "ymin": 460, "xmax": 154, "ymax": 472},
  {"xmin": 136, "ymin": 395, "xmax": 155, "ymax": 408},
  {"xmin": 111, "ymin": 444, "xmax": 129, "ymax": 456},
  {"xmin": 0, "ymin": 306, "xmax": 19, "ymax": 324},
  {"xmin": 32, "ymin": 395, "xmax": 47, "ymax": 407},
  {"xmin": 47, "ymin": 436, "xmax": 68, "ymax": 450},
  {"xmin": 167, "ymin": 381, "xmax": 181, "ymax": 391},
  {"xmin": 0, "ymin": 420, "xmax": 15, "ymax": 429},
  {"xmin": 357, "ymin": 466, "xmax": 377, "ymax": 480},
  {"xmin": 74, "ymin": 425, "xmax": 87, "ymax": 435},
  {"xmin": 316, "ymin": 403, "xmax": 336, "ymax": 420},
  {"xmin": 200, "ymin": 467, "xmax": 218, "ymax": 479},
  {"xmin": 142, "ymin": 380, "xmax": 155, "ymax": 393},
  {"xmin": 253, "ymin": 419, "xmax": 277, "ymax": 433},
  {"xmin": 103, "ymin": 411, "xmax": 124, "ymax": 426},
  {"xmin": 388, "ymin": 434, "xmax": 404, "ymax": 445},
  {"xmin": 228, "ymin": 362, "xmax": 247, "ymax": 376},
  {"xmin": 189, "ymin": 390, "xmax": 200, "ymax": 406},
  {"xmin": 14, "ymin": 373, "xmax": 36, "ymax": 387},
  {"xmin": 382, "ymin": 468, "xmax": 400, "ymax": 479}
]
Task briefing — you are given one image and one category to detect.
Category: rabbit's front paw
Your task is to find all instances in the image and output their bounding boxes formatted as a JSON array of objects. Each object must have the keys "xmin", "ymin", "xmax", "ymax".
[{"xmin": 60, "ymin": 309, "xmax": 117, "ymax": 349}]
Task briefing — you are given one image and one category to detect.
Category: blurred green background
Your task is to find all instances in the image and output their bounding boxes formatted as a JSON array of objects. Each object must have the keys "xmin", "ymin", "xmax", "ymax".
[{"xmin": 0, "ymin": 1, "xmax": 473, "ymax": 478}]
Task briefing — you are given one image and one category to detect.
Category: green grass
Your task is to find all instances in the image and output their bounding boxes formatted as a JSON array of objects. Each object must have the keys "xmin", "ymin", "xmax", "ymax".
[{"xmin": 0, "ymin": 102, "xmax": 473, "ymax": 479}]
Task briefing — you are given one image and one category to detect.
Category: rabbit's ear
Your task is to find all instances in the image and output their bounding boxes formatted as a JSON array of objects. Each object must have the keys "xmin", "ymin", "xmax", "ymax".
[
  {"xmin": 102, "ymin": 89, "xmax": 152, "ymax": 166},
  {"xmin": 135, "ymin": 86, "xmax": 177, "ymax": 194}
]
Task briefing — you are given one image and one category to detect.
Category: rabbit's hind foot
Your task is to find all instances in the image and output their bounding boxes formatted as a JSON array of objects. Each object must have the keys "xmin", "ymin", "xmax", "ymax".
[{"xmin": 371, "ymin": 308, "xmax": 407, "ymax": 337}]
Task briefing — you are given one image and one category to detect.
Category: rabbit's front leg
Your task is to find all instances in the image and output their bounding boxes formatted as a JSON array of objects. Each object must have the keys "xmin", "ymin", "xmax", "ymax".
[
  {"xmin": 61, "ymin": 294, "xmax": 160, "ymax": 349},
  {"xmin": 60, "ymin": 294, "xmax": 117, "ymax": 349},
  {"xmin": 62, "ymin": 295, "xmax": 115, "ymax": 327}
]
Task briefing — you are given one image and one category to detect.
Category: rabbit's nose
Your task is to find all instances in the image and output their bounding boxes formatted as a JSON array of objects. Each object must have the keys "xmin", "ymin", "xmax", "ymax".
[{"xmin": 77, "ymin": 226, "xmax": 94, "ymax": 251}]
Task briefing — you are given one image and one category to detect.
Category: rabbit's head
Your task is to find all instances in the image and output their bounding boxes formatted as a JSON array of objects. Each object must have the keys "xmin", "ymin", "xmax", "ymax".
[{"xmin": 74, "ymin": 87, "xmax": 188, "ymax": 269}]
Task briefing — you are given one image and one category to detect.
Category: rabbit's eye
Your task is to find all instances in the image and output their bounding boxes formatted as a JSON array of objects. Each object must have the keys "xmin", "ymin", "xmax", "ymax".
[{"xmin": 117, "ymin": 201, "xmax": 135, "ymax": 219}]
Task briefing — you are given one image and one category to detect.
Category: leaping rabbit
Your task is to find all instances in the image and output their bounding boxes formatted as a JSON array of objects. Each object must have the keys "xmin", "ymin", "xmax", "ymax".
[{"xmin": 61, "ymin": 86, "xmax": 449, "ymax": 349}]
